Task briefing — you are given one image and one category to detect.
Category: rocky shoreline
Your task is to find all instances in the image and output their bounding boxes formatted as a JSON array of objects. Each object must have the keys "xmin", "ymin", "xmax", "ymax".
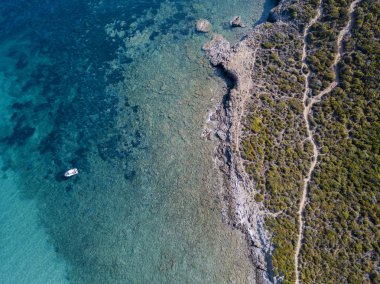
[
  {"xmin": 202, "ymin": 1, "xmax": 306, "ymax": 283},
  {"xmin": 201, "ymin": 0, "xmax": 379, "ymax": 282}
]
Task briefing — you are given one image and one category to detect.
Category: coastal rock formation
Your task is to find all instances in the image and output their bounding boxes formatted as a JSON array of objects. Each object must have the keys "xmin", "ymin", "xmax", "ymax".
[
  {"xmin": 204, "ymin": 0, "xmax": 379, "ymax": 283},
  {"xmin": 203, "ymin": 0, "xmax": 312, "ymax": 282},
  {"xmin": 196, "ymin": 19, "xmax": 212, "ymax": 33},
  {"xmin": 230, "ymin": 16, "xmax": 245, "ymax": 28},
  {"xmin": 267, "ymin": 0, "xmax": 293, "ymax": 23},
  {"xmin": 202, "ymin": 35, "xmax": 230, "ymax": 66}
]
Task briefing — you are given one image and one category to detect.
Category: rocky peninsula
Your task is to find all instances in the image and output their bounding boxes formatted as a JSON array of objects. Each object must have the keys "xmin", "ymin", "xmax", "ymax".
[{"xmin": 203, "ymin": 0, "xmax": 379, "ymax": 283}]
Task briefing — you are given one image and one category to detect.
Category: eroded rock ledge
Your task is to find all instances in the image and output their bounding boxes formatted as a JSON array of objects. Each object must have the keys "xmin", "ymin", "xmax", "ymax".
[
  {"xmin": 203, "ymin": 0, "xmax": 309, "ymax": 283},
  {"xmin": 204, "ymin": 0, "xmax": 379, "ymax": 282}
]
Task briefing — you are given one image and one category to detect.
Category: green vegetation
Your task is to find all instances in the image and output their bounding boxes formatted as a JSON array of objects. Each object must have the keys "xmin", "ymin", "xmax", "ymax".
[
  {"xmin": 254, "ymin": 193, "xmax": 264, "ymax": 202},
  {"xmin": 300, "ymin": 1, "xmax": 380, "ymax": 283},
  {"xmin": 240, "ymin": 23, "xmax": 311, "ymax": 282},
  {"xmin": 242, "ymin": 94, "xmax": 312, "ymax": 282},
  {"xmin": 240, "ymin": 0, "xmax": 379, "ymax": 282},
  {"xmin": 276, "ymin": 0, "xmax": 320, "ymax": 28},
  {"xmin": 306, "ymin": 0, "xmax": 353, "ymax": 94}
]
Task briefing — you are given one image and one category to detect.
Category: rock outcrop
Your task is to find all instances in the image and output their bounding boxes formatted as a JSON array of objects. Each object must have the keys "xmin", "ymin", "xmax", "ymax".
[
  {"xmin": 230, "ymin": 16, "xmax": 246, "ymax": 28},
  {"xmin": 202, "ymin": 35, "xmax": 230, "ymax": 66},
  {"xmin": 203, "ymin": 0, "xmax": 308, "ymax": 283}
]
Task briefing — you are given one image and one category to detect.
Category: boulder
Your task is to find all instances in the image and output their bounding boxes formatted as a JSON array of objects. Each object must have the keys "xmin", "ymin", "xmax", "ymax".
[
  {"xmin": 196, "ymin": 19, "xmax": 212, "ymax": 33},
  {"xmin": 216, "ymin": 130, "xmax": 227, "ymax": 141},
  {"xmin": 230, "ymin": 16, "xmax": 245, "ymax": 28}
]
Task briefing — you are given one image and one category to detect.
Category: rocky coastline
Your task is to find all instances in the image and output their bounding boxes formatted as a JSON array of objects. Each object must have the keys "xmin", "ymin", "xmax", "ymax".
[
  {"xmin": 203, "ymin": 1, "xmax": 307, "ymax": 283},
  {"xmin": 202, "ymin": 0, "xmax": 377, "ymax": 282}
]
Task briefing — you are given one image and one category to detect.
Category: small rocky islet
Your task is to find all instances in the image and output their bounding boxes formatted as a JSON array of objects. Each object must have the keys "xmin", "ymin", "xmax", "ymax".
[{"xmin": 195, "ymin": 15, "xmax": 245, "ymax": 33}]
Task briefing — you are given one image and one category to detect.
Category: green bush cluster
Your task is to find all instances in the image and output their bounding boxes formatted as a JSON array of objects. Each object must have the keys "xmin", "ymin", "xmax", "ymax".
[
  {"xmin": 277, "ymin": 0, "xmax": 320, "ymax": 29},
  {"xmin": 240, "ymin": 24, "xmax": 312, "ymax": 280},
  {"xmin": 239, "ymin": 0, "xmax": 379, "ymax": 282},
  {"xmin": 242, "ymin": 94, "xmax": 310, "ymax": 282},
  {"xmin": 306, "ymin": 0, "xmax": 352, "ymax": 94},
  {"xmin": 300, "ymin": 1, "xmax": 380, "ymax": 283}
]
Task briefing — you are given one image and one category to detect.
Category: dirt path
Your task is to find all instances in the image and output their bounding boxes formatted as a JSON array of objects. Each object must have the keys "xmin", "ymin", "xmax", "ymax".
[
  {"xmin": 295, "ymin": 0, "xmax": 360, "ymax": 283},
  {"xmin": 295, "ymin": 3, "xmax": 322, "ymax": 282}
]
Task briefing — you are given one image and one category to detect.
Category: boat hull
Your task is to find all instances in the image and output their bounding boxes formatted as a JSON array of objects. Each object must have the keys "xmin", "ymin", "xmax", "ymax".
[{"xmin": 64, "ymin": 168, "xmax": 78, "ymax": 177}]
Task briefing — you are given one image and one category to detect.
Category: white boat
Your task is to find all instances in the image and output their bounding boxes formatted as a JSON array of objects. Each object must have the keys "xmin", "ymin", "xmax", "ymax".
[{"xmin": 64, "ymin": 168, "xmax": 78, "ymax": 177}]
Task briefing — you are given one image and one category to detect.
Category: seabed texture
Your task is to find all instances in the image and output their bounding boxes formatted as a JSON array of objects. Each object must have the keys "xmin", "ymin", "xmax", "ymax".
[{"xmin": 0, "ymin": 1, "xmax": 276, "ymax": 283}]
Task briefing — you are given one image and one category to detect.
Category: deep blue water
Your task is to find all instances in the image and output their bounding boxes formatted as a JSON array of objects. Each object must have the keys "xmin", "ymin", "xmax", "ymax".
[{"xmin": 0, "ymin": 0, "xmax": 276, "ymax": 283}]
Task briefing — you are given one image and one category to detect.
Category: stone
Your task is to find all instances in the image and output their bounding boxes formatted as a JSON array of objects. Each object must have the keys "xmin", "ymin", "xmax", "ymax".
[
  {"xmin": 230, "ymin": 16, "xmax": 245, "ymax": 28},
  {"xmin": 202, "ymin": 34, "xmax": 231, "ymax": 66},
  {"xmin": 196, "ymin": 19, "xmax": 212, "ymax": 33},
  {"xmin": 216, "ymin": 130, "xmax": 227, "ymax": 141}
]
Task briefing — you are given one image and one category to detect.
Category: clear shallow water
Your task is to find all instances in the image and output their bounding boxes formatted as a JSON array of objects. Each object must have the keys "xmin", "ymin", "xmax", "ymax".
[{"xmin": 0, "ymin": 0, "xmax": 276, "ymax": 283}]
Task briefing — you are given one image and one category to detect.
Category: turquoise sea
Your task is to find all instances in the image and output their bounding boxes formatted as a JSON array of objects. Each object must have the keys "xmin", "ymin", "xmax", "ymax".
[{"xmin": 0, "ymin": 1, "xmax": 276, "ymax": 283}]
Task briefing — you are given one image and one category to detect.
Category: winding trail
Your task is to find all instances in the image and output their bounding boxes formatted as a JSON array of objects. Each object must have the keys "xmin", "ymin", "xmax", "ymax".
[{"xmin": 295, "ymin": 0, "xmax": 361, "ymax": 283}]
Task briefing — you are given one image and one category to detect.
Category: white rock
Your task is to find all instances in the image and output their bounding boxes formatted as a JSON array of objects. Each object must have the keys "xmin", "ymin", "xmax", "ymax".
[{"xmin": 196, "ymin": 19, "xmax": 212, "ymax": 33}]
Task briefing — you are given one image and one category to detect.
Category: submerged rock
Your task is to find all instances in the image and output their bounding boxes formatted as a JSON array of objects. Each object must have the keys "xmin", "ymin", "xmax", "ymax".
[
  {"xmin": 230, "ymin": 16, "xmax": 245, "ymax": 28},
  {"xmin": 196, "ymin": 19, "xmax": 212, "ymax": 33}
]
